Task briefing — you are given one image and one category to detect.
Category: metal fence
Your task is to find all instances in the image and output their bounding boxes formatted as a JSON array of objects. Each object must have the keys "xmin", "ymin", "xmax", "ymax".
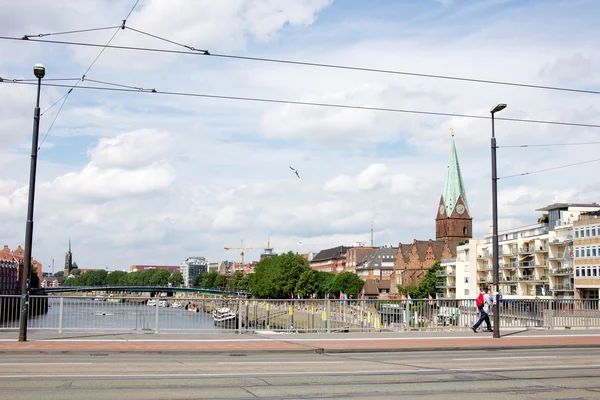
[{"xmin": 1, "ymin": 295, "xmax": 600, "ymax": 334}]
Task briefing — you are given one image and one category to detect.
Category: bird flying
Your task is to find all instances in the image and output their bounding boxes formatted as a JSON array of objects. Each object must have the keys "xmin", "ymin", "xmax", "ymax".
[{"xmin": 289, "ymin": 166, "xmax": 300, "ymax": 178}]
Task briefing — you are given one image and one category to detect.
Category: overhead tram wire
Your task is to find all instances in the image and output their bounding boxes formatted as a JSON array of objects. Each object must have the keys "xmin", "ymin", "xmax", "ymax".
[
  {"xmin": 22, "ymin": 26, "xmax": 121, "ymax": 39},
  {"xmin": 5, "ymin": 79, "xmax": 600, "ymax": 130},
  {"xmin": 35, "ymin": 0, "xmax": 141, "ymax": 150},
  {"xmin": 498, "ymin": 141, "xmax": 600, "ymax": 148},
  {"xmin": 4, "ymin": 29, "xmax": 600, "ymax": 96},
  {"xmin": 499, "ymin": 158, "xmax": 600, "ymax": 179}
]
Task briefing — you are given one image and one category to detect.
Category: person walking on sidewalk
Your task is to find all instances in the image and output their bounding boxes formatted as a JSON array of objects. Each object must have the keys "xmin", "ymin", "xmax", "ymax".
[{"xmin": 472, "ymin": 286, "xmax": 493, "ymax": 333}]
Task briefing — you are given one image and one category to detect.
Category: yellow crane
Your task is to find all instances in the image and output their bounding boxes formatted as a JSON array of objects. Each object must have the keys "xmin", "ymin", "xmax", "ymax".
[
  {"xmin": 224, "ymin": 239, "xmax": 285, "ymax": 270},
  {"xmin": 224, "ymin": 240, "xmax": 261, "ymax": 270}
]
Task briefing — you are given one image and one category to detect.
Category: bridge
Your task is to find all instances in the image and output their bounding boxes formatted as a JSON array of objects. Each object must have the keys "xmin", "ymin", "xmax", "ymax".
[{"xmin": 41, "ymin": 285, "xmax": 251, "ymax": 297}]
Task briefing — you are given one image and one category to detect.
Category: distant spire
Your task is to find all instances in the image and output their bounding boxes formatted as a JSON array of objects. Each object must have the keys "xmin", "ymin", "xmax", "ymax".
[
  {"xmin": 68, "ymin": 237, "xmax": 71, "ymax": 253},
  {"xmin": 442, "ymin": 134, "xmax": 469, "ymax": 215}
]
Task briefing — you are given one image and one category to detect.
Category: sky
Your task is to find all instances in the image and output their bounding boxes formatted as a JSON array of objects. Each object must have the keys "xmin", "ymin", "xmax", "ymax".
[{"xmin": 1, "ymin": 0, "xmax": 599, "ymax": 272}]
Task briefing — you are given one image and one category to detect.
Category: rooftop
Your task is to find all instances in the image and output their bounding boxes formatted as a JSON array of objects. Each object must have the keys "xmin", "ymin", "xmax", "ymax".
[{"xmin": 536, "ymin": 203, "xmax": 600, "ymax": 211}]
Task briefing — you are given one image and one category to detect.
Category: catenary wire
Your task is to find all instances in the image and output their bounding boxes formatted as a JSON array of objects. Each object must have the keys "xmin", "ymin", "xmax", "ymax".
[
  {"xmin": 499, "ymin": 158, "xmax": 600, "ymax": 179},
  {"xmin": 3, "ymin": 31, "xmax": 599, "ymax": 96},
  {"xmin": 22, "ymin": 26, "xmax": 121, "ymax": 39},
  {"xmin": 4, "ymin": 79, "xmax": 600, "ymax": 129},
  {"xmin": 498, "ymin": 141, "xmax": 600, "ymax": 148},
  {"xmin": 35, "ymin": 0, "xmax": 140, "ymax": 150}
]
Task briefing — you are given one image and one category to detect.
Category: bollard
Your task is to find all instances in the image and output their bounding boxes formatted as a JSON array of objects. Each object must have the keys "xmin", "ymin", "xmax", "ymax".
[{"xmin": 326, "ymin": 299, "xmax": 331, "ymax": 333}]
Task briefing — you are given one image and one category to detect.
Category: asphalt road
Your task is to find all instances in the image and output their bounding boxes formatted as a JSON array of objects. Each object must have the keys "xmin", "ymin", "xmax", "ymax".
[{"xmin": 2, "ymin": 348, "xmax": 600, "ymax": 399}]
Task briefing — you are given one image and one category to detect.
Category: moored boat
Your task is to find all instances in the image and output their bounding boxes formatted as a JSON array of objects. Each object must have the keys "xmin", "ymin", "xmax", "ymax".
[{"xmin": 213, "ymin": 307, "xmax": 238, "ymax": 328}]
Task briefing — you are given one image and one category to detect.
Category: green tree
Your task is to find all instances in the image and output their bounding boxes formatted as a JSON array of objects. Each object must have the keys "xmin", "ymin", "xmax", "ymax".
[
  {"xmin": 295, "ymin": 270, "xmax": 316, "ymax": 298},
  {"xmin": 29, "ymin": 265, "xmax": 40, "ymax": 289},
  {"xmin": 105, "ymin": 271, "xmax": 128, "ymax": 286},
  {"xmin": 80, "ymin": 270, "xmax": 108, "ymax": 286},
  {"xmin": 230, "ymin": 271, "xmax": 248, "ymax": 291},
  {"xmin": 192, "ymin": 273, "xmax": 204, "ymax": 287},
  {"xmin": 397, "ymin": 284, "xmax": 420, "ymax": 299},
  {"xmin": 70, "ymin": 268, "xmax": 81, "ymax": 276},
  {"xmin": 249, "ymin": 252, "xmax": 310, "ymax": 298},
  {"xmin": 329, "ymin": 271, "xmax": 364, "ymax": 298},
  {"xmin": 149, "ymin": 269, "xmax": 171, "ymax": 286},
  {"xmin": 169, "ymin": 271, "xmax": 184, "ymax": 286},
  {"xmin": 314, "ymin": 271, "xmax": 335, "ymax": 298},
  {"xmin": 201, "ymin": 270, "xmax": 220, "ymax": 289}
]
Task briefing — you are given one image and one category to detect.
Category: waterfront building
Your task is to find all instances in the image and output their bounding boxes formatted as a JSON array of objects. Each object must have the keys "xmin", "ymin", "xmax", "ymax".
[
  {"xmin": 129, "ymin": 265, "xmax": 180, "ymax": 272},
  {"xmin": 0, "ymin": 259, "xmax": 18, "ymax": 295},
  {"xmin": 0, "ymin": 244, "xmax": 43, "ymax": 288},
  {"xmin": 439, "ymin": 203, "xmax": 600, "ymax": 300},
  {"xmin": 573, "ymin": 210, "xmax": 600, "ymax": 306},
  {"xmin": 179, "ymin": 257, "xmax": 207, "ymax": 287}
]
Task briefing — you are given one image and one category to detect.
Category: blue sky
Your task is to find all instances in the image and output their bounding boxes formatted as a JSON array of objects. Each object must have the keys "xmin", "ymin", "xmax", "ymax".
[{"xmin": 1, "ymin": 0, "xmax": 599, "ymax": 271}]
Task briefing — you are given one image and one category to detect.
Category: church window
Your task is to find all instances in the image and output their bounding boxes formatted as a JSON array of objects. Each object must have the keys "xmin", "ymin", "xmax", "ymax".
[{"xmin": 463, "ymin": 227, "xmax": 467, "ymax": 235}]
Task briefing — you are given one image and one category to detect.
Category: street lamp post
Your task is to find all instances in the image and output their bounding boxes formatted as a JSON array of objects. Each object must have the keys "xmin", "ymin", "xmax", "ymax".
[
  {"xmin": 18, "ymin": 63, "xmax": 45, "ymax": 342},
  {"xmin": 490, "ymin": 102, "xmax": 506, "ymax": 339}
]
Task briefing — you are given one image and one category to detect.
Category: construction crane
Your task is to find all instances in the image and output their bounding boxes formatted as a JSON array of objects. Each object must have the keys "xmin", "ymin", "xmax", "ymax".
[
  {"xmin": 224, "ymin": 240, "xmax": 261, "ymax": 270},
  {"xmin": 224, "ymin": 239, "xmax": 286, "ymax": 271}
]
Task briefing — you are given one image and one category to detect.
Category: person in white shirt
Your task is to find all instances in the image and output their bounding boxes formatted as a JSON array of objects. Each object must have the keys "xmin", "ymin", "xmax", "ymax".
[{"xmin": 472, "ymin": 286, "xmax": 493, "ymax": 333}]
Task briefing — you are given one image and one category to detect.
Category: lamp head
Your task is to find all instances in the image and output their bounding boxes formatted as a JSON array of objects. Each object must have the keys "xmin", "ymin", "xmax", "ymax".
[
  {"xmin": 33, "ymin": 63, "xmax": 45, "ymax": 79},
  {"xmin": 491, "ymin": 103, "xmax": 507, "ymax": 114}
]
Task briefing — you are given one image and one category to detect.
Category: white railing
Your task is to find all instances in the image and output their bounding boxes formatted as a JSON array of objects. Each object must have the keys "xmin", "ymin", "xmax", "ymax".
[{"xmin": 1, "ymin": 295, "xmax": 600, "ymax": 333}]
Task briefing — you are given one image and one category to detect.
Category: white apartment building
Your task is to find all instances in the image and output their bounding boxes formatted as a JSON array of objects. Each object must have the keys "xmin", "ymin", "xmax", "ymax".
[
  {"xmin": 180, "ymin": 257, "xmax": 207, "ymax": 287},
  {"xmin": 439, "ymin": 203, "xmax": 600, "ymax": 300}
]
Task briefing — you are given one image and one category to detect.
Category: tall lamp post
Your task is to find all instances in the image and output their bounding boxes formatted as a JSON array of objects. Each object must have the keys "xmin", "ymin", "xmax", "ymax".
[
  {"xmin": 18, "ymin": 63, "xmax": 45, "ymax": 342},
  {"xmin": 490, "ymin": 102, "xmax": 506, "ymax": 339}
]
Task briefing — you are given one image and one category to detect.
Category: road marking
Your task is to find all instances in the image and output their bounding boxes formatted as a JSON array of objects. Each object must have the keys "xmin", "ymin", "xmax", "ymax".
[
  {"xmin": 217, "ymin": 361, "xmax": 346, "ymax": 365},
  {"xmin": 0, "ymin": 363, "xmax": 93, "ymax": 366},
  {"xmin": 453, "ymin": 356, "xmax": 559, "ymax": 361}
]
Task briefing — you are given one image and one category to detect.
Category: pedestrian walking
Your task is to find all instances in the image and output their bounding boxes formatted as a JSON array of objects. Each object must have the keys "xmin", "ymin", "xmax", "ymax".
[{"xmin": 472, "ymin": 286, "xmax": 493, "ymax": 333}]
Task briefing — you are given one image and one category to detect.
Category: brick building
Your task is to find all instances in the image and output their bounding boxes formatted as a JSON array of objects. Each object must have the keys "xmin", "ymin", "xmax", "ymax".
[
  {"xmin": 309, "ymin": 246, "xmax": 351, "ymax": 274},
  {"xmin": 391, "ymin": 136, "xmax": 470, "ymax": 294},
  {"xmin": 0, "ymin": 245, "xmax": 43, "ymax": 290},
  {"xmin": 0, "ymin": 260, "xmax": 19, "ymax": 295},
  {"xmin": 573, "ymin": 210, "xmax": 600, "ymax": 305}
]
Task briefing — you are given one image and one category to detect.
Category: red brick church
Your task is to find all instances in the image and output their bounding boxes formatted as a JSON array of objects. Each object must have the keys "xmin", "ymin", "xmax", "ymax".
[{"xmin": 390, "ymin": 136, "xmax": 472, "ymax": 293}]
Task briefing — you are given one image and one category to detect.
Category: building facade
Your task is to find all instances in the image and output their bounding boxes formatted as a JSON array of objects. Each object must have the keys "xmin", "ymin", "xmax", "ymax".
[
  {"xmin": 439, "ymin": 203, "xmax": 600, "ymax": 300},
  {"xmin": 180, "ymin": 257, "xmax": 207, "ymax": 287},
  {"xmin": 0, "ymin": 259, "xmax": 18, "ymax": 295},
  {"xmin": 573, "ymin": 211, "xmax": 600, "ymax": 306},
  {"xmin": 0, "ymin": 245, "xmax": 43, "ymax": 289}
]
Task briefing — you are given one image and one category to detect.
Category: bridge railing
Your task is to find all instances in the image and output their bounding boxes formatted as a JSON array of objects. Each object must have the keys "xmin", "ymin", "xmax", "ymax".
[{"xmin": 1, "ymin": 295, "xmax": 599, "ymax": 334}]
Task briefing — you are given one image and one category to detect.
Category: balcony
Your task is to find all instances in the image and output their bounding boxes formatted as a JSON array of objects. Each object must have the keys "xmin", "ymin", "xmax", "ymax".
[
  {"xmin": 436, "ymin": 270, "xmax": 454, "ymax": 277},
  {"xmin": 504, "ymin": 248, "xmax": 518, "ymax": 256},
  {"xmin": 534, "ymin": 244, "xmax": 549, "ymax": 253},
  {"xmin": 551, "ymin": 236, "xmax": 573, "ymax": 244},
  {"xmin": 436, "ymin": 281, "xmax": 456, "ymax": 288},
  {"xmin": 520, "ymin": 275, "xmax": 548, "ymax": 282},
  {"xmin": 480, "ymin": 264, "xmax": 493, "ymax": 271},
  {"xmin": 441, "ymin": 258, "xmax": 456, "ymax": 264},
  {"xmin": 518, "ymin": 261, "xmax": 536, "ymax": 267},
  {"xmin": 478, "ymin": 252, "xmax": 492, "ymax": 259},
  {"xmin": 518, "ymin": 247, "xmax": 534, "ymax": 254},
  {"xmin": 550, "ymin": 284, "xmax": 574, "ymax": 291},
  {"xmin": 549, "ymin": 268, "xmax": 573, "ymax": 276}
]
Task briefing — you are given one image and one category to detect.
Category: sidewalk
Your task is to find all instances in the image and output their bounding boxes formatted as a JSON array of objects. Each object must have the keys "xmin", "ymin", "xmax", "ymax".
[{"xmin": 1, "ymin": 329, "xmax": 600, "ymax": 354}]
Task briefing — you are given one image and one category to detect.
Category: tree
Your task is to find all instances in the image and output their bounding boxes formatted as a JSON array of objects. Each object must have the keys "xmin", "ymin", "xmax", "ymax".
[
  {"xmin": 29, "ymin": 265, "xmax": 40, "ymax": 289},
  {"xmin": 329, "ymin": 271, "xmax": 364, "ymax": 298},
  {"xmin": 249, "ymin": 252, "xmax": 310, "ymax": 298},
  {"xmin": 70, "ymin": 268, "xmax": 81, "ymax": 276},
  {"xmin": 80, "ymin": 270, "xmax": 108, "ymax": 286},
  {"xmin": 200, "ymin": 270, "xmax": 220, "ymax": 289},
  {"xmin": 169, "ymin": 271, "xmax": 184, "ymax": 287},
  {"xmin": 295, "ymin": 270, "xmax": 316, "ymax": 298},
  {"xmin": 105, "ymin": 271, "xmax": 128, "ymax": 286},
  {"xmin": 230, "ymin": 271, "xmax": 248, "ymax": 291},
  {"xmin": 149, "ymin": 269, "xmax": 171, "ymax": 286},
  {"xmin": 314, "ymin": 271, "xmax": 335, "ymax": 298},
  {"xmin": 192, "ymin": 273, "xmax": 204, "ymax": 288}
]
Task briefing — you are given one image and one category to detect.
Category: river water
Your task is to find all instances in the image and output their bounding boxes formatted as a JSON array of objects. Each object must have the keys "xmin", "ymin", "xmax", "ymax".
[{"xmin": 20, "ymin": 297, "xmax": 231, "ymax": 334}]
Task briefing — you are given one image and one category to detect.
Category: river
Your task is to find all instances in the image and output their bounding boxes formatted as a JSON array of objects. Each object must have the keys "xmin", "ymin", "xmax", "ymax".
[{"xmin": 20, "ymin": 297, "xmax": 231, "ymax": 334}]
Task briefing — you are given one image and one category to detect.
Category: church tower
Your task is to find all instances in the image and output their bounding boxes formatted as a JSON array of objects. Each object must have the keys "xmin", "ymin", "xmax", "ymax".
[
  {"xmin": 64, "ymin": 238, "xmax": 73, "ymax": 276},
  {"xmin": 435, "ymin": 133, "xmax": 472, "ymax": 241}
]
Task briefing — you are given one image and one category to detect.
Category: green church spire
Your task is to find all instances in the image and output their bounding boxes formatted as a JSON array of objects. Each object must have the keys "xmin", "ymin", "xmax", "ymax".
[
  {"xmin": 442, "ymin": 135, "xmax": 469, "ymax": 215},
  {"xmin": 68, "ymin": 237, "xmax": 71, "ymax": 253}
]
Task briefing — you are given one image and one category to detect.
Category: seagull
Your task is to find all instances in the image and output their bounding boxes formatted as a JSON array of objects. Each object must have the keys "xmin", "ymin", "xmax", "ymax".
[{"xmin": 289, "ymin": 166, "xmax": 300, "ymax": 178}]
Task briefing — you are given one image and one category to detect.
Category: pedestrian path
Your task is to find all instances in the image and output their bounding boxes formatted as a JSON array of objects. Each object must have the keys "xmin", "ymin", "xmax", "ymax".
[{"xmin": 1, "ymin": 329, "xmax": 599, "ymax": 354}]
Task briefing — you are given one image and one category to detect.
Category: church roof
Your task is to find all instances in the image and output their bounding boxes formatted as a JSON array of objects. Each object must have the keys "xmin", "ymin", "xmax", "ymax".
[{"xmin": 442, "ymin": 137, "xmax": 469, "ymax": 216}]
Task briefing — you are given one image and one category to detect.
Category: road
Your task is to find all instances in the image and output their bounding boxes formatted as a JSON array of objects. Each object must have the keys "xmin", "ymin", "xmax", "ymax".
[{"xmin": 1, "ymin": 348, "xmax": 600, "ymax": 399}]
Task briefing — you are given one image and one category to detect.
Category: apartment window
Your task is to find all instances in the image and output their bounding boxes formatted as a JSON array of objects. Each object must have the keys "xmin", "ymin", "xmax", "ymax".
[
  {"xmin": 576, "ymin": 267, "xmax": 580, "ymax": 277},
  {"xmin": 587, "ymin": 247, "xmax": 591, "ymax": 257},
  {"xmin": 592, "ymin": 226, "xmax": 597, "ymax": 236},
  {"xmin": 586, "ymin": 228, "xmax": 591, "ymax": 237},
  {"xmin": 576, "ymin": 248, "xmax": 580, "ymax": 257},
  {"xmin": 464, "ymin": 289, "xmax": 469, "ymax": 296},
  {"xmin": 586, "ymin": 267, "xmax": 591, "ymax": 277},
  {"xmin": 594, "ymin": 267, "xmax": 598, "ymax": 277},
  {"xmin": 575, "ymin": 229, "xmax": 580, "ymax": 238},
  {"xmin": 593, "ymin": 247, "xmax": 598, "ymax": 257},
  {"xmin": 464, "ymin": 278, "xmax": 469, "ymax": 283}
]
